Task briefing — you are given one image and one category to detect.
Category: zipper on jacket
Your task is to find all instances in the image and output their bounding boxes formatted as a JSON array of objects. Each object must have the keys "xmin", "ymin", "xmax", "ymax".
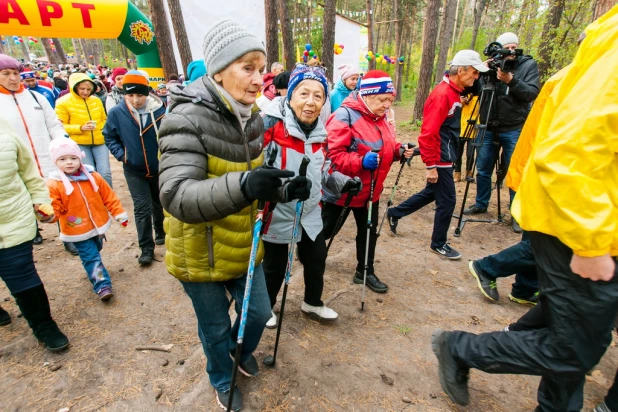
[
  {"xmin": 206, "ymin": 225, "xmax": 215, "ymax": 268},
  {"xmin": 83, "ymin": 98, "xmax": 94, "ymax": 144},
  {"xmin": 12, "ymin": 92, "xmax": 44, "ymax": 177},
  {"xmin": 124, "ymin": 146, "xmax": 127, "ymax": 164},
  {"xmin": 242, "ymin": 131, "xmax": 255, "ymax": 231}
]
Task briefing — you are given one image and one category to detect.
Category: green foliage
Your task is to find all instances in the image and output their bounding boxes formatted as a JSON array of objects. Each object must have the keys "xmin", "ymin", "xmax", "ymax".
[{"xmin": 395, "ymin": 324, "xmax": 413, "ymax": 336}]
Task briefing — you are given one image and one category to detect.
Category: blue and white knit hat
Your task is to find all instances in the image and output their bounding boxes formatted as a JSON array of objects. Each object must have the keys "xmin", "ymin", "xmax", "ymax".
[
  {"xmin": 20, "ymin": 70, "xmax": 36, "ymax": 80},
  {"xmin": 359, "ymin": 70, "xmax": 395, "ymax": 96},
  {"xmin": 287, "ymin": 65, "xmax": 329, "ymax": 100}
]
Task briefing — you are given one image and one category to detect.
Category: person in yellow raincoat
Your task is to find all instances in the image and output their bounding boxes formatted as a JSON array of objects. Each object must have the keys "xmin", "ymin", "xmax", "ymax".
[
  {"xmin": 431, "ymin": 6, "xmax": 618, "ymax": 411},
  {"xmin": 453, "ymin": 93, "xmax": 479, "ymax": 182}
]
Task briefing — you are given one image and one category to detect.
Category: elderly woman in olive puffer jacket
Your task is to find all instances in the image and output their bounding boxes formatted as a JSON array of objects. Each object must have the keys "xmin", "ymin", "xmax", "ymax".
[
  {"xmin": 157, "ymin": 20, "xmax": 308, "ymax": 411},
  {"xmin": 0, "ymin": 117, "xmax": 69, "ymax": 352}
]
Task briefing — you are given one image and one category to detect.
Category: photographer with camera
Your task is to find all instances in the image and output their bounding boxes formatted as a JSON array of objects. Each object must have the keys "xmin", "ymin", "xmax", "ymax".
[{"xmin": 463, "ymin": 32, "xmax": 540, "ymax": 234}]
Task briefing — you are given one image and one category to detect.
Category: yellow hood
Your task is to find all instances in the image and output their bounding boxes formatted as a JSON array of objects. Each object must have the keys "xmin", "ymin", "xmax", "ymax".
[
  {"xmin": 512, "ymin": 5, "xmax": 618, "ymax": 257},
  {"xmin": 68, "ymin": 73, "xmax": 96, "ymax": 98}
]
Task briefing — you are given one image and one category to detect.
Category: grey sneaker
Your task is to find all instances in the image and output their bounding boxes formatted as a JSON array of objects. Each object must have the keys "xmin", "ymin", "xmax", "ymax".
[
  {"xmin": 215, "ymin": 386, "xmax": 243, "ymax": 411},
  {"xmin": 463, "ymin": 205, "xmax": 487, "ymax": 215},
  {"xmin": 431, "ymin": 329, "xmax": 470, "ymax": 406},
  {"xmin": 229, "ymin": 351, "xmax": 259, "ymax": 377},
  {"xmin": 468, "ymin": 260, "xmax": 499, "ymax": 301}
]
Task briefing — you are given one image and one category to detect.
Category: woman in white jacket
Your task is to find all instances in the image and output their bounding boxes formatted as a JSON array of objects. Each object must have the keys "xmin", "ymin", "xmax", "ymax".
[
  {"xmin": 0, "ymin": 54, "xmax": 70, "ymax": 248},
  {"xmin": 0, "ymin": 54, "xmax": 67, "ymax": 179}
]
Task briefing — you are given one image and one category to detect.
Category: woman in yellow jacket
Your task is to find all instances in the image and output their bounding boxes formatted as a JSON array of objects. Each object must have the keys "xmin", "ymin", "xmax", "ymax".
[{"xmin": 55, "ymin": 73, "xmax": 111, "ymax": 187}]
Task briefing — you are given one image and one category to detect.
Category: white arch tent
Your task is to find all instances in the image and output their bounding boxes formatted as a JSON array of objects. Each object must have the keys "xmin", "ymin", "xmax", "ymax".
[{"xmin": 162, "ymin": 0, "xmax": 266, "ymax": 75}]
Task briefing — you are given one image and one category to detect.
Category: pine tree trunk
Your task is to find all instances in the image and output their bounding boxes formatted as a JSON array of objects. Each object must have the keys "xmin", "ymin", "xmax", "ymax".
[
  {"xmin": 366, "ymin": 0, "xmax": 376, "ymax": 70},
  {"xmin": 19, "ymin": 38, "xmax": 30, "ymax": 61},
  {"xmin": 435, "ymin": 0, "xmax": 458, "ymax": 81},
  {"xmin": 456, "ymin": 0, "xmax": 470, "ymax": 45},
  {"xmin": 469, "ymin": 0, "xmax": 488, "ymax": 49},
  {"xmin": 167, "ymin": 0, "xmax": 192, "ymax": 75},
  {"xmin": 412, "ymin": 0, "xmax": 440, "ymax": 121},
  {"xmin": 375, "ymin": 0, "xmax": 384, "ymax": 52},
  {"xmin": 51, "ymin": 39, "xmax": 67, "ymax": 64},
  {"xmin": 537, "ymin": 0, "xmax": 564, "ymax": 81},
  {"xmin": 77, "ymin": 39, "xmax": 86, "ymax": 65},
  {"xmin": 148, "ymin": 0, "xmax": 178, "ymax": 78},
  {"xmin": 306, "ymin": 5, "xmax": 312, "ymax": 44},
  {"xmin": 451, "ymin": 0, "xmax": 461, "ymax": 51},
  {"xmin": 393, "ymin": 0, "xmax": 404, "ymax": 102},
  {"xmin": 404, "ymin": 11, "xmax": 415, "ymax": 84},
  {"xmin": 265, "ymin": 0, "xmax": 280, "ymax": 70},
  {"xmin": 593, "ymin": 0, "xmax": 614, "ymax": 20},
  {"xmin": 322, "ymin": 0, "xmax": 336, "ymax": 82},
  {"xmin": 277, "ymin": 0, "xmax": 296, "ymax": 70},
  {"xmin": 122, "ymin": 45, "xmax": 130, "ymax": 68},
  {"xmin": 41, "ymin": 38, "xmax": 58, "ymax": 64}
]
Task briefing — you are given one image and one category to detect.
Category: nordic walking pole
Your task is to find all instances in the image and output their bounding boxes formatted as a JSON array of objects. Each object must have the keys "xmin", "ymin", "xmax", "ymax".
[
  {"xmin": 377, "ymin": 143, "xmax": 417, "ymax": 237},
  {"xmin": 361, "ymin": 150, "xmax": 380, "ymax": 312},
  {"xmin": 325, "ymin": 176, "xmax": 362, "ymax": 254},
  {"xmin": 263, "ymin": 156, "xmax": 311, "ymax": 368},
  {"xmin": 227, "ymin": 149, "xmax": 279, "ymax": 411}
]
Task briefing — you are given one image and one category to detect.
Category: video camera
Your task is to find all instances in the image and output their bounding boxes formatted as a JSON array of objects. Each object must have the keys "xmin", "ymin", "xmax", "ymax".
[{"xmin": 483, "ymin": 42, "xmax": 523, "ymax": 73}]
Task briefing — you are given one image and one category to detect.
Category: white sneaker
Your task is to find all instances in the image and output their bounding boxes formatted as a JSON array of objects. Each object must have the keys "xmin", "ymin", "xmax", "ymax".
[
  {"xmin": 301, "ymin": 302, "xmax": 338, "ymax": 320},
  {"xmin": 265, "ymin": 311, "xmax": 277, "ymax": 329}
]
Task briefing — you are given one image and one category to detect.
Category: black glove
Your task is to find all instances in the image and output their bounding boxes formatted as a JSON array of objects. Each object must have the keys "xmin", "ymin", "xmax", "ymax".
[
  {"xmin": 241, "ymin": 167, "xmax": 295, "ymax": 202},
  {"xmin": 341, "ymin": 177, "xmax": 362, "ymax": 195},
  {"xmin": 284, "ymin": 176, "xmax": 312, "ymax": 202}
]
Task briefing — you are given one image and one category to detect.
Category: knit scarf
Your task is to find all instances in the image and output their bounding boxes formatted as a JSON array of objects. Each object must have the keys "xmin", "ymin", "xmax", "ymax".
[
  {"xmin": 208, "ymin": 77, "xmax": 253, "ymax": 130},
  {"xmin": 110, "ymin": 86, "xmax": 124, "ymax": 105}
]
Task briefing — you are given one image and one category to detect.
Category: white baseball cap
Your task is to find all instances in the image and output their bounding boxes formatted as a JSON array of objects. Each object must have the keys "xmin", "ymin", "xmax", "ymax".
[{"xmin": 450, "ymin": 50, "xmax": 489, "ymax": 72}]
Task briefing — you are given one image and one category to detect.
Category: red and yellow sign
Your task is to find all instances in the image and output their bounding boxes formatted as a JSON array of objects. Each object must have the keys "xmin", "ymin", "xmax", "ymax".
[
  {"xmin": 129, "ymin": 20, "xmax": 154, "ymax": 45},
  {"xmin": 0, "ymin": 0, "xmax": 129, "ymax": 38}
]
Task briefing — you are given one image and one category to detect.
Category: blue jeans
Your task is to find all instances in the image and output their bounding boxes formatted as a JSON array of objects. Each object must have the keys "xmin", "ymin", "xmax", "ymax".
[
  {"xmin": 0, "ymin": 240, "xmax": 42, "ymax": 293},
  {"xmin": 180, "ymin": 264, "xmax": 271, "ymax": 392},
  {"xmin": 476, "ymin": 231, "xmax": 538, "ymax": 297},
  {"xmin": 79, "ymin": 144, "xmax": 112, "ymax": 188},
  {"xmin": 73, "ymin": 236, "xmax": 112, "ymax": 294},
  {"xmin": 474, "ymin": 129, "xmax": 520, "ymax": 209}
]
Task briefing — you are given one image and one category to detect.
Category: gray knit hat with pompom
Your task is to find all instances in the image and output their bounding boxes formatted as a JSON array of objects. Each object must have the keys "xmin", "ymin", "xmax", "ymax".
[{"xmin": 202, "ymin": 19, "xmax": 266, "ymax": 76}]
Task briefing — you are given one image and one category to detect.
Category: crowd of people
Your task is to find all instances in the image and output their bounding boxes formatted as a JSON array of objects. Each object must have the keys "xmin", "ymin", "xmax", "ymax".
[{"xmin": 0, "ymin": 7, "xmax": 616, "ymax": 411}]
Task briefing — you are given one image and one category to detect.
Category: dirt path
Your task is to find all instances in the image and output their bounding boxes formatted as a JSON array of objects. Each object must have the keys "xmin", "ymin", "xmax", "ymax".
[{"xmin": 2, "ymin": 103, "xmax": 616, "ymax": 411}]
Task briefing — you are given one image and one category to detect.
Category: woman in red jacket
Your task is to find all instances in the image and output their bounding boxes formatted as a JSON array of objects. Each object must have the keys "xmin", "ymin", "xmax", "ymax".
[{"xmin": 322, "ymin": 70, "xmax": 414, "ymax": 293}]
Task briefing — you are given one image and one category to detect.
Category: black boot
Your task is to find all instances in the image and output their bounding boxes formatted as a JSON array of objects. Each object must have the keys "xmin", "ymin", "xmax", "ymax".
[
  {"xmin": 154, "ymin": 230, "xmax": 165, "ymax": 246},
  {"xmin": 354, "ymin": 271, "xmax": 389, "ymax": 293},
  {"xmin": 63, "ymin": 242, "xmax": 79, "ymax": 256},
  {"xmin": 33, "ymin": 227, "xmax": 43, "ymax": 245},
  {"xmin": 13, "ymin": 285, "xmax": 69, "ymax": 352},
  {"xmin": 0, "ymin": 305, "xmax": 11, "ymax": 326},
  {"xmin": 138, "ymin": 248, "xmax": 155, "ymax": 266}
]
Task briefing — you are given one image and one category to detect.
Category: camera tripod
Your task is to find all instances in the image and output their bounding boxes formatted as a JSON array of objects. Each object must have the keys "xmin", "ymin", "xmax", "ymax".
[{"xmin": 453, "ymin": 79, "xmax": 507, "ymax": 237}]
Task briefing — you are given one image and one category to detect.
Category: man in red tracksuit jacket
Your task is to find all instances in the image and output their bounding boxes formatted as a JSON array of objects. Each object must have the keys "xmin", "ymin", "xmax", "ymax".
[{"xmin": 387, "ymin": 50, "xmax": 488, "ymax": 260}]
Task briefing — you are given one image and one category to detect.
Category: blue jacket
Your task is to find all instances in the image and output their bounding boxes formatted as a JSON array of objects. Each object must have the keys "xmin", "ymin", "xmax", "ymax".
[
  {"xmin": 330, "ymin": 80, "xmax": 353, "ymax": 112},
  {"xmin": 27, "ymin": 82, "xmax": 58, "ymax": 108},
  {"xmin": 103, "ymin": 96, "xmax": 165, "ymax": 177}
]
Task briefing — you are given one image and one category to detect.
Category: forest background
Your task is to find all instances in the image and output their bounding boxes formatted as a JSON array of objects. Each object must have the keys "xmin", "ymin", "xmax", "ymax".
[{"xmin": 1, "ymin": 0, "xmax": 614, "ymax": 122}]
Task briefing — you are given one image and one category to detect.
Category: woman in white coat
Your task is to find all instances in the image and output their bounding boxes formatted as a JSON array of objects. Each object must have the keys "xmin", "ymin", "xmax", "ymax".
[{"xmin": 0, "ymin": 54, "xmax": 71, "ymax": 249}]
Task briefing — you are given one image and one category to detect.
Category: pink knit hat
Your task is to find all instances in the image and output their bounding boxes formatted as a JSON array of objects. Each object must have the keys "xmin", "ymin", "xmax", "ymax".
[
  {"xmin": 49, "ymin": 138, "xmax": 98, "ymax": 195},
  {"xmin": 338, "ymin": 64, "xmax": 359, "ymax": 81}
]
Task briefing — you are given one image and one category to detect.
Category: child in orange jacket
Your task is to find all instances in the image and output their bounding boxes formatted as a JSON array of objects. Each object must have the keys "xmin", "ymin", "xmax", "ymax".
[{"xmin": 47, "ymin": 138, "xmax": 128, "ymax": 301}]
